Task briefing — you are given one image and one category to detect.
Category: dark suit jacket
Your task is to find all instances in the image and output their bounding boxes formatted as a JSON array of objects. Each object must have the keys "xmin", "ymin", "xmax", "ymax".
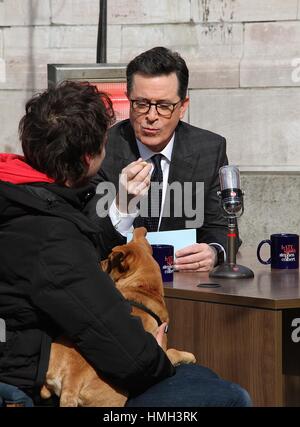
[{"xmin": 87, "ymin": 119, "xmax": 229, "ymax": 249}]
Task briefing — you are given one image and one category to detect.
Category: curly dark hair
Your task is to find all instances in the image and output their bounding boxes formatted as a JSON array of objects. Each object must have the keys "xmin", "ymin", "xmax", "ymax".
[
  {"xmin": 19, "ymin": 81, "xmax": 115, "ymax": 186},
  {"xmin": 126, "ymin": 46, "xmax": 189, "ymax": 100}
]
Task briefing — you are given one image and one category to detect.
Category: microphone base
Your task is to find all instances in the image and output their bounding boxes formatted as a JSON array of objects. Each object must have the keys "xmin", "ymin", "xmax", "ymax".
[{"xmin": 209, "ymin": 263, "xmax": 254, "ymax": 279}]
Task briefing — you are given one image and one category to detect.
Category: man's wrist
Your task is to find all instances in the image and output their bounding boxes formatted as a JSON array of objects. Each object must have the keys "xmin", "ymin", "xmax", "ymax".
[
  {"xmin": 209, "ymin": 243, "xmax": 225, "ymax": 266},
  {"xmin": 109, "ymin": 198, "xmax": 138, "ymax": 236}
]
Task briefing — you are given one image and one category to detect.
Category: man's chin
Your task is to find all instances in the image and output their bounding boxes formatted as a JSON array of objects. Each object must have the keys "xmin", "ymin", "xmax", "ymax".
[{"xmin": 140, "ymin": 137, "xmax": 166, "ymax": 152}]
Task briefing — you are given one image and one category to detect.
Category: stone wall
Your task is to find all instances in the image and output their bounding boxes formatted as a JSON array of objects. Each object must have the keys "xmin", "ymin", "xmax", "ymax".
[{"xmin": 0, "ymin": 0, "xmax": 300, "ymax": 244}]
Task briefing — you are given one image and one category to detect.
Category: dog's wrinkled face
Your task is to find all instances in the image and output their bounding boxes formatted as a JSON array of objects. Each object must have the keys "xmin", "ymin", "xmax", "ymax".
[
  {"xmin": 101, "ymin": 227, "xmax": 158, "ymax": 284},
  {"xmin": 102, "ymin": 249, "xmax": 132, "ymax": 282}
]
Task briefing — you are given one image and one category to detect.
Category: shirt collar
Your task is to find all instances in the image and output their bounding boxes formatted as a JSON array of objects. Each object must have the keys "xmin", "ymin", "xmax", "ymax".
[{"xmin": 136, "ymin": 133, "xmax": 175, "ymax": 162}]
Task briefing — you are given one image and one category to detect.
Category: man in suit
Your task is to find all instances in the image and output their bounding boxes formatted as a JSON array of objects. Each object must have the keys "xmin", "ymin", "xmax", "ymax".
[{"xmin": 89, "ymin": 46, "xmax": 229, "ymax": 271}]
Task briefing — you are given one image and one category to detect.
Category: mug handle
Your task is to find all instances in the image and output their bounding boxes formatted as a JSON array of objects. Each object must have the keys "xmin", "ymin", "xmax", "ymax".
[{"xmin": 257, "ymin": 240, "xmax": 272, "ymax": 265}]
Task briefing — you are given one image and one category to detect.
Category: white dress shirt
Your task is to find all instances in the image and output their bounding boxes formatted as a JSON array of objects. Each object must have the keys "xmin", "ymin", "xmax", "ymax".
[{"xmin": 109, "ymin": 134, "xmax": 174, "ymax": 235}]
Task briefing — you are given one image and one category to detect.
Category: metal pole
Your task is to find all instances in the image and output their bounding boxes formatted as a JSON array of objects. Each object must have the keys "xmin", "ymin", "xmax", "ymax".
[
  {"xmin": 96, "ymin": 0, "xmax": 107, "ymax": 63},
  {"xmin": 227, "ymin": 217, "xmax": 237, "ymax": 265}
]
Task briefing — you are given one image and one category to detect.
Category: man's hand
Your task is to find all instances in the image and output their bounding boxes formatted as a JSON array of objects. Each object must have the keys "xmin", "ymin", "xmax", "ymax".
[
  {"xmin": 117, "ymin": 158, "xmax": 151, "ymax": 213},
  {"xmin": 174, "ymin": 243, "xmax": 217, "ymax": 272},
  {"xmin": 155, "ymin": 322, "xmax": 168, "ymax": 348}
]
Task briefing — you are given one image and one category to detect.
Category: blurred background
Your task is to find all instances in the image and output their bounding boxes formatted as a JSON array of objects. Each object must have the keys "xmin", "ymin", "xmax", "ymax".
[{"xmin": 0, "ymin": 0, "xmax": 300, "ymax": 245}]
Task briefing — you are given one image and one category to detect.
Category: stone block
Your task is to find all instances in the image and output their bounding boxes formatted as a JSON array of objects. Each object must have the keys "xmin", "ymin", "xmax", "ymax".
[
  {"xmin": 239, "ymin": 174, "xmax": 300, "ymax": 246},
  {"xmin": 243, "ymin": 22, "xmax": 300, "ymax": 58},
  {"xmin": 189, "ymin": 60, "xmax": 240, "ymax": 89},
  {"xmin": 51, "ymin": 0, "xmax": 190, "ymax": 25},
  {"xmin": 241, "ymin": 58, "xmax": 300, "ymax": 88},
  {"xmin": 189, "ymin": 88, "xmax": 300, "ymax": 168},
  {"xmin": 0, "ymin": 27, "xmax": 47, "ymax": 89},
  {"xmin": 0, "ymin": 0, "xmax": 50, "ymax": 26},
  {"xmin": 0, "ymin": 1, "xmax": 3, "ymax": 25},
  {"xmin": 0, "ymin": 48, "xmax": 100, "ymax": 90},
  {"xmin": 1, "ymin": 26, "xmax": 121, "ymax": 88},
  {"xmin": 107, "ymin": 25, "xmax": 122, "ymax": 62},
  {"xmin": 49, "ymin": 26, "xmax": 98, "ymax": 49},
  {"xmin": 120, "ymin": 22, "xmax": 243, "ymax": 64},
  {"xmin": 0, "ymin": 28, "xmax": 3, "ymax": 56},
  {"xmin": 0, "ymin": 58, "xmax": 6, "ymax": 84},
  {"xmin": 241, "ymin": 22, "xmax": 300, "ymax": 87},
  {"xmin": 4, "ymin": 25, "xmax": 100, "ymax": 52},
  {"xmin": 0, "ymin": 90, "xmax": 30, "ymax": 153},
  {"xmin": 51, "ymin": 0, "xmax": 99, "ymax": 25},
  {"xmin": 2, "ymin": 24, "xmax": 121, "ymax": 76},
  {"xmin": 108, "ymin": 0, "xmax": 191, "ymax": 24},
  {"xmin": 191, "ymin": 0, "xmax": 298, "ymax": 23},
  {"xmin": 120, "ymin": 25, "xmax": 164, "ymax": 60},
  {"xmin": 48, "ymin": 24, "xmax": 121, "ymax": 60},
  {"xmin": 4, "ymin": 26, "xmax": 50, "ymax": 53},
  {"xmin": 1, "ymin": 26, "xmax": 103, "ymax": 89}
]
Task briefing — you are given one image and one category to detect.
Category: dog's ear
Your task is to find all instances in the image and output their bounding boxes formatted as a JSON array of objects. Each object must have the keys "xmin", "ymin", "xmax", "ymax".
[
  {"xmin": 132, "ymin": 227, "xmax": 152, "ymax": 254},
  {"xmin": 106, "ymin": 250, "xmax": 130, "ymax": 274},
  {"xmin": 133, "ymin": 227, "xmax": 147, "ymax": 241},
  {"xmin": 100, "ymin": 258, "xmax": 109, "ymax": 272}
]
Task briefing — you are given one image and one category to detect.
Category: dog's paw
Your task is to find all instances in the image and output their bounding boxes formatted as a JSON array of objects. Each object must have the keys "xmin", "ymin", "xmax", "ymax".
[
  {"xmin": 180, "ymin": 351, "xmax": 196, "ymax": 364},
  {"xmin": 166, "ymin": 348, "xmax": 197, "ymax": 366},
  {"xmin": 60, "ymin": 392, "xmax": 79, "ymax": 407},
  {"xmin": 40, "ymin": 385, "xmax": 52, "ymax": 399}
]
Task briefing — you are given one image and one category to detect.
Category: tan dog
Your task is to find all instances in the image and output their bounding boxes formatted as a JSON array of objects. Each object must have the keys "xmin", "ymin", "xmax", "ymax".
[{"xmin": 41, "ymin": 227, "xmax": 196, "ymax": 406}]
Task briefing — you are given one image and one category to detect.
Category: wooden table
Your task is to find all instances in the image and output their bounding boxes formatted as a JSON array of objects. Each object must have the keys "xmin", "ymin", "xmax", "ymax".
[{"xmin": 164, "ymin": 248, "xmax": 300, "ymax": 406}]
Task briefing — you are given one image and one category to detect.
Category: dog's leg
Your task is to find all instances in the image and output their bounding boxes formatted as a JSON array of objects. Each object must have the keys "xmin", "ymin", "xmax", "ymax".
[
  {"xmin": 60, "ymin": 391, "xmax": 79, "ymax": 407},
  {"xmin": 80, "ymin": 379, "xmax": 128, "ymax": 407},
  {"xmin": 166, "ymin": 348, "xmax": 196, "ymax": 366},
  {"xmin": 59, "ymin": 376, "xmax": 82, "ymax": 407}
]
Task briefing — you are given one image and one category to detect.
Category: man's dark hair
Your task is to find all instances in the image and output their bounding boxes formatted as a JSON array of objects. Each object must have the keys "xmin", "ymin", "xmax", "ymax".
[
  {"xmin": 126, "ymin": 46, "xmax": 189, "ymax": 100},
  {"xmin": 19, "ymin": 81, "xmax": 115, "ymax": 186}
]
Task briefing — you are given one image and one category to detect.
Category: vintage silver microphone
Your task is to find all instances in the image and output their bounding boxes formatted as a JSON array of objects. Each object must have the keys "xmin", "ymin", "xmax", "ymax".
[{"xmin": 209, "ymin": 165, "xmax": 254, "ymax": 279}]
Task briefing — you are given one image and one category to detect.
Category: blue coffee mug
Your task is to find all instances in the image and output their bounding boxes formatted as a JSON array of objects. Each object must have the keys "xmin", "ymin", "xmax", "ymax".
[
  {"xmin": 257, "ymin": 233, "xmax": 299, "ymax": 269},
  {"xmin": 151, "ymin": 244, "xmax": 174, "ymax": 282}
]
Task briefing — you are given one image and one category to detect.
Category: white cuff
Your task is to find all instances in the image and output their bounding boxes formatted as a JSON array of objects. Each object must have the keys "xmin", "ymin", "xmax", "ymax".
[
  {"xmin": 109, "ymin": 198, "xmax": 139, "ymax": 237},
  {"xmin": 209, "ymin": 242, "xmax": 227, "ymax": 262}
]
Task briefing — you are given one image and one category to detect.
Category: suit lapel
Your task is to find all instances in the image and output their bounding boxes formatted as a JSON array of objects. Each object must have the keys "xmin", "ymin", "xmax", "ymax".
[
  {"xmin": 161, "ymin": 122, "xmax": 198, "ymax": 230},
  {"xmin": 167, "ymin": 122, "xmax": 196, "ymax": 185}
]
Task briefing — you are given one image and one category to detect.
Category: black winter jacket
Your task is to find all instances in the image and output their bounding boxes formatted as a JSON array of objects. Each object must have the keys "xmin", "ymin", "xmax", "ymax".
[{"xmin": 0, "ymin": 181, "xmax": 174, "ymax": 400}]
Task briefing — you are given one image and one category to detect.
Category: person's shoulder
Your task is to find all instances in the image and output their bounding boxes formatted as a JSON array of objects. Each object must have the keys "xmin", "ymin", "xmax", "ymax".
[
  {"xmin": 177, "ymin": 121, "xmax": 226, "ymax": 142},
  {"xmin": 39, "ymin": 215, "xmax": 80, "ymax": 238},
  {"xmin": 108, "ymin": 119, "xmax": 131, "ymax": 138},
  {"xmin": 106, "ymin": 119, "xmax": 137, "ymax": 160},
  {"xmin": 38, "ymin": 216, "xmax": 97, "ymax": 262}
]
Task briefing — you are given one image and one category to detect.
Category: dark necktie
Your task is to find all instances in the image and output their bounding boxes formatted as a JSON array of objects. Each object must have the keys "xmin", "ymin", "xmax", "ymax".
[{"xmin": 134, "ymin": 154, "xmax": 163, "ymax": 232}]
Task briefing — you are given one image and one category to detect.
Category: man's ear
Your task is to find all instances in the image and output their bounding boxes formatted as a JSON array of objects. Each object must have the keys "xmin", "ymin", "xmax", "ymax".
[
  {"xmin": 179, "ymin": 97, "xmax": 189, "ymax": 120},
  {"xmin": 84, "ymin": 154, "xmax": 92, "ymax": 166}
]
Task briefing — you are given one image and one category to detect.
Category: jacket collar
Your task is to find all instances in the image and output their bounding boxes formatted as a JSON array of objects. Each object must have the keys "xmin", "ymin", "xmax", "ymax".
[
  {"xmin": 0, "ymin": 181, "xmax": 100, "ymax": 237},
  {"xmin": 168, "ymin": 121, "xmax": 197, "ymax": 185}
]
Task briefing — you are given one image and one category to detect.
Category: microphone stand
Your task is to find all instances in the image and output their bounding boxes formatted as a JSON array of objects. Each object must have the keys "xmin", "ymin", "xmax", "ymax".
[
  {"xmin": 210, "ymin": 209, "xmax": 254, "ymax": 279},
  {"xmin": 209, "ymin": 166, "xmax": 254, "ymax": 279}
]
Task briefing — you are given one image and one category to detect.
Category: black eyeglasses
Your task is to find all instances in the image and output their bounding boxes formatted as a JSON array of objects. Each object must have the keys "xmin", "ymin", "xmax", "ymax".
[{"xmin": 130, "ymin": 99, "xmax": 182, "ymax": 117}]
